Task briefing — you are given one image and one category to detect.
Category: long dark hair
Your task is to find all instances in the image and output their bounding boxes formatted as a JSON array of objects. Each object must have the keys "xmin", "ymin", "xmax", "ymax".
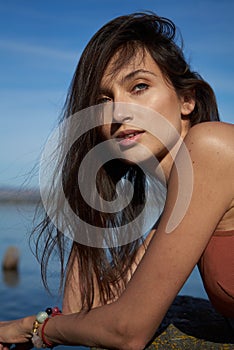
[{"xmin": 32, "ymin": 12, "xmax": 219, "ymax": 311}]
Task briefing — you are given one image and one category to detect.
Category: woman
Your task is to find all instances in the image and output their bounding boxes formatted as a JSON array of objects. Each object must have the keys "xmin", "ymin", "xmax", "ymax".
[{"xmin": 0, "ymin": 12, "xmax": 233, "ymax": 350}]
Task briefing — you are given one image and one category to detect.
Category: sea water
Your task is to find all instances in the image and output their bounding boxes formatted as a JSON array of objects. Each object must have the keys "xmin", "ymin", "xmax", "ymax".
[{"xmin": 0, "ymin": 202, "xmax": 208, "ymax": 349}]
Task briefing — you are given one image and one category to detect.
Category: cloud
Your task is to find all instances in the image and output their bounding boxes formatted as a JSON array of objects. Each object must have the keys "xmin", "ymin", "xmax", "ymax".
[{"xmin": 0, "ymin": 38, "xmax": 80, "ymax": 62}]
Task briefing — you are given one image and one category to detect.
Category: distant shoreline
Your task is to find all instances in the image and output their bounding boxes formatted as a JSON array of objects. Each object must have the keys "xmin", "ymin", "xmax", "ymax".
[{"xmin": 0, "ymin": 187, "xmax": 40, "ymax": 204}]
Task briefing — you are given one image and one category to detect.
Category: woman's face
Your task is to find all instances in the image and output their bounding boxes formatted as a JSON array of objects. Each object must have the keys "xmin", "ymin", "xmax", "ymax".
[{"xmin": 98, "ymin": 49, "xmax": 194, "ymax": 168}]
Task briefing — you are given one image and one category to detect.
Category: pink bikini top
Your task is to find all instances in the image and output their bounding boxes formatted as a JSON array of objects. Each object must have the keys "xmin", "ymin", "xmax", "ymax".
[{"xmin": 198, "ymin": 229, "xmax": 234, "ymax": 319}]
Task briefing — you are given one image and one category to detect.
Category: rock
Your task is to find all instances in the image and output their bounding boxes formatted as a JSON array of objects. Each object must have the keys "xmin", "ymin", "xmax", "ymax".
[
  {"xmin": 92, "ymin": 296, "xmax": 234, "ymax": 349},
  {"xmin": 146, "ymin": 323, "xmax": 234, "ymax": 349},
  {"xmin": 155, "ymin": 296, "xmax": 234, "ymax": 345},
  {"xmin": 2, "ymin": 246, "xmax": 19, "ymax": 271},
  {"xmin": 2, "ymin": 269, "xmax": 20, "ymax": 287}
]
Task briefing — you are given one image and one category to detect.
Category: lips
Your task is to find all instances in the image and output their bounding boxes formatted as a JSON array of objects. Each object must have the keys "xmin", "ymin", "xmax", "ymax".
[{"xmin": 115, "ymin": 129, "xmax": 144, "ymax": 146}]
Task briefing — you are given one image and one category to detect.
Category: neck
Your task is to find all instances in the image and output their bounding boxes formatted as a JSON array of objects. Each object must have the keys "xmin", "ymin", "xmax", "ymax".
[{"xmin": 141, "ymin": 133, "xmax": 186, "ymax": 184}]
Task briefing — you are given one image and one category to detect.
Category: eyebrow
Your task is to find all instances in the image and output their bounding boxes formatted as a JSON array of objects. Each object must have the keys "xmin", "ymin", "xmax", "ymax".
[
  {"xmin": 121, "ymin": 69, "xmax": 157, "ymax": 84},
  {"xmin": 99, "ymin": 69, "xmax": 157, "ymax": 95}
]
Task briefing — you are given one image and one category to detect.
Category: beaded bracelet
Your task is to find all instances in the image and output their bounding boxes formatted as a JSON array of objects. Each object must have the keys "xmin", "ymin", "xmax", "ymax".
[
  {"xmin": 41, "ymin": 318, "xmax": 53, "ymax": 347},
  {"xmin": 41, "ymin": 307, "xmax": 62, "ymax": 347},
  {"xmin": 31, "ymin": 307, "xmax": 62, "ymax": 348}
]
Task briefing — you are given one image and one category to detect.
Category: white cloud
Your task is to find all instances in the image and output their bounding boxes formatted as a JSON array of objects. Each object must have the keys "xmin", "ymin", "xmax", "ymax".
[{"xmin": 0, "ymin": 38, "xmax": 80, "ymax": 62}]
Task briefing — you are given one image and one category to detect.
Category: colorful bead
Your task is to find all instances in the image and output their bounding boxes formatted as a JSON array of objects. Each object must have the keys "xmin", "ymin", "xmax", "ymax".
[
  {"xmin": 52, "ymin": 306, "xmax": 61, "ymax": 315},
  {"xmin": 31, "ymin": 306, "xmax": 62, "ymax": 349},
  {"xmin": 36, "ymin": 311, "xmax": 49, "ymax": 324},
  {"xmin": 31, "ymin": 333, "xmax": 44, "ymax": 348},
  {"xmin": 45, "ymin": 307, "xmax": 52, "ymax": 315},
  {"xmin": 32, "ymin": 320, "xmax": 39, "ymax": 334}
]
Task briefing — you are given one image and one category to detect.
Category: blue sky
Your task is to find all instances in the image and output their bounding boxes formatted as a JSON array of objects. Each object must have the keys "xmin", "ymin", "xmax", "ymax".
[{"xmin": 0, "ymin": 0, "xmax": 233, "ymax": 188}]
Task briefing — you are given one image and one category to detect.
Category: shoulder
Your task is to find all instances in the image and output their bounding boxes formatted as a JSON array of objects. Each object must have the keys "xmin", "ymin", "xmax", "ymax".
[
  {"xmin": 166, "ymin": 122, "xmax": 233, "ymax": 233},
  {"xmin": 183, "ymin": 121, "xmax": 234, "ymax": 164},
  {"xmin": 172, "ymin": 122, "xmax": 234, "ymax": 202},
  {"xmin": 185, "ymin": 121, "xmax": 234, "ymax": 149},
  {"xmin": 178, "ymin": 121, "xmax": 234, "ymax": 198}
]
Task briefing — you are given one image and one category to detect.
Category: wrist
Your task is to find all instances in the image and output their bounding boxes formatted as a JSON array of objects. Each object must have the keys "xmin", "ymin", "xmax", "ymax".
[
  {"xmin": 39, "ymin": 317, "xmax": 54, "ymax": 348},
  {"xmin": 22, "ymin": 315, "xmax": 37, "ymax": 339},
  {"xmin": 41, "ymin": 307, "xmax": 62, "ymax": 347},
  {"xmin": 29, "ymin": 307, "xmax": 62, "ymax": 348}
]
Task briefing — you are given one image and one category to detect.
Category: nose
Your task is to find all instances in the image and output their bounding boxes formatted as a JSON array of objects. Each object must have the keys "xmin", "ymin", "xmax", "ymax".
[{"xmin": 112, "ymin": 102, "xmax": 133, "ymax": 124}]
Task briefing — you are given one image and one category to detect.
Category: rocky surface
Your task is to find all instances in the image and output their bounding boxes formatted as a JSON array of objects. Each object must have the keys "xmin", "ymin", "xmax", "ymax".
[{"xmin": 92, "ymin": 296, "xmax": 234, "ymax": 349}]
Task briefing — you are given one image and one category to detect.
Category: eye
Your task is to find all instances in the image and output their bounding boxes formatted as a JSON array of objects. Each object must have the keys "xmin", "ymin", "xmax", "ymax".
[
  {"xmin": 132, "ymin": 83, "xmax": 149, "ymax": 94},
  {"xmin": 97, "ymin": 96, "xmax": 112, "ymax": 104}
]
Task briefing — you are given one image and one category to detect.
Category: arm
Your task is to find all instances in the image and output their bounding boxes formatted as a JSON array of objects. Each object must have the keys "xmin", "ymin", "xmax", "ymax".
[
  {"xmin": 41, "ymin": 123, "xmax": 234, "ymax": 349},
  {"xmin": 1, "ymin": 122, "xmax": 234, "ymax": 350}
]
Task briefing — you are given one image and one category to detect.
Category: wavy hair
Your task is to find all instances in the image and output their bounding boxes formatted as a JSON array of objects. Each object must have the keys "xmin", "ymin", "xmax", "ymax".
[{"xmin": 32, "ymin": 12, "xmax": 219, "ymax": 311}]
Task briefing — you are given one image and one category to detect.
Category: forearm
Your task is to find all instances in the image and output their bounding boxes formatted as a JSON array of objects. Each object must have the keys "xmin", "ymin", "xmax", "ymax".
[{"xmin": 42, "ymin": 303, "xmax": 129, "ymax": 349}]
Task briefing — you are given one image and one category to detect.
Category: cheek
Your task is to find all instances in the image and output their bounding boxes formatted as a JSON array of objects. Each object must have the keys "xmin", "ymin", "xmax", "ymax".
[
  {"xmin": 152, "ymin": 94, "xmax": 182, "ymax": 132},
  {"xmin": 148, "ymin": 90, "xmax": 180, "ymax": 114}
]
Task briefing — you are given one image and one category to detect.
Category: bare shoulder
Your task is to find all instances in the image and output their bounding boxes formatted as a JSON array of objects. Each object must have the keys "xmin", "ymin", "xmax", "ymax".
[
  {"xmin": 180, "ymin": 121, "xmax": 234, "ymax": 200},
  {"xmin": 184, "ymin": 121, "xmax": 234, "ymax": 159},
  {"xmin": 186, "ymin": 121, "xmax": 234, "ymax": 143}
]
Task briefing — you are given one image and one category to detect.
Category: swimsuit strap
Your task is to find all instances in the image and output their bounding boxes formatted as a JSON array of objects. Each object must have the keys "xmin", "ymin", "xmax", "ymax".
[{"xmin": 213, "ymin": 229, "xmax": 234, "ymax": 237}]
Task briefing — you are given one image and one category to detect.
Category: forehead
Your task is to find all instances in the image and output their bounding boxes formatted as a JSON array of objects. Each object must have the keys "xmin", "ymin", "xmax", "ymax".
[{"xmin": 101, "ymin": 49, "xmax": 161, "ymax": 87}]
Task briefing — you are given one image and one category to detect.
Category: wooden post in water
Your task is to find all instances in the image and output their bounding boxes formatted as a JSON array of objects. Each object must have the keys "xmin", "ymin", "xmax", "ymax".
[{"xmin": 2, "ymin": 246, "xmax": 19, "ymax": 271}]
